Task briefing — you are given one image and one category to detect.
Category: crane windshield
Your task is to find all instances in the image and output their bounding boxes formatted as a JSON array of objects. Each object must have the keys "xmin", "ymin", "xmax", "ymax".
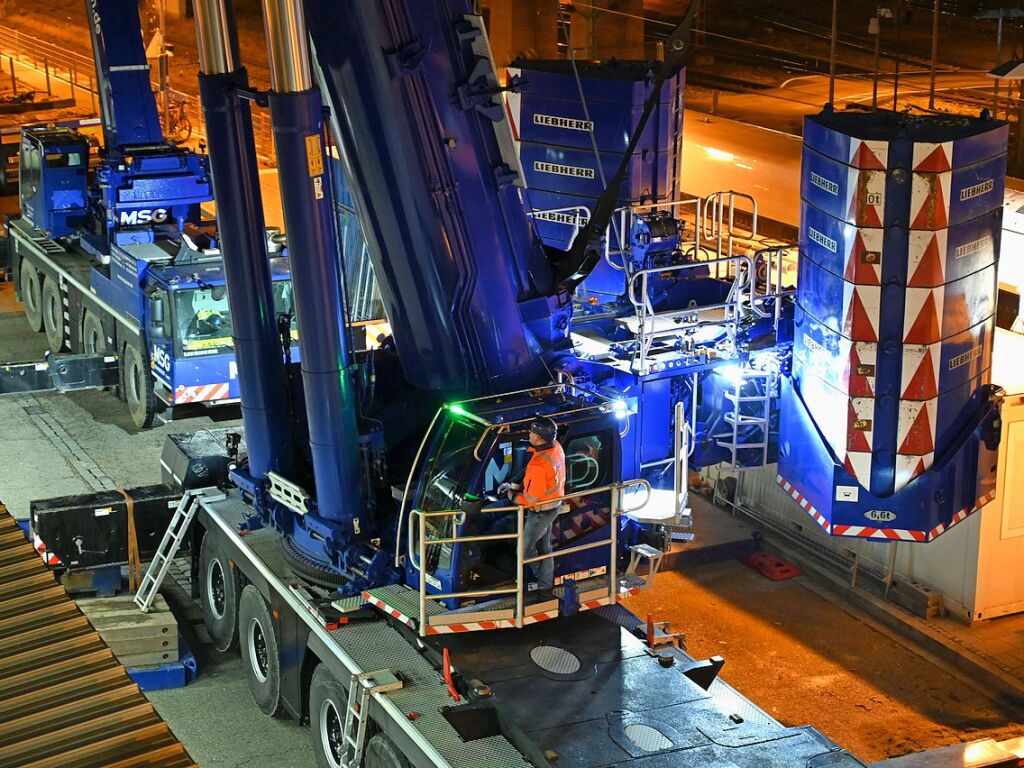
[{"xmin": 173, "ymin": 280, "xmax": 297, "ymax": 355}]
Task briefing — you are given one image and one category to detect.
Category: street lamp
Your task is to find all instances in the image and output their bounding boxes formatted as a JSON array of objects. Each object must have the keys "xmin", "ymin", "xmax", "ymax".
[
  {"xmin": 988, "ymin": 59, "xmax": 1024, "ymax": 167},
  {"xmin": 977, "ymin": 8, "xmax": 1024, "ymax": 117},
  {"xmin": 869, "ymin": 6, "xmax": 894, "ymax": 109}
]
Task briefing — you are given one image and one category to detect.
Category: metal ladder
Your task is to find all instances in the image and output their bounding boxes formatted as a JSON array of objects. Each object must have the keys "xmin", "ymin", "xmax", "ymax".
[
  {"xmin": 133, "ymin": 488, "xmax": 217, "ymax": 613},
  {"xmin": 717, "ymin": 370, "xmax": 772, "ymax": 469},
  {"xmin": 625, "ymin": 543, "xmax": 665, "ymax": 591},
  {"xmin": 341, "ymin": 670, "xmax": 404, "ymax": 767}
]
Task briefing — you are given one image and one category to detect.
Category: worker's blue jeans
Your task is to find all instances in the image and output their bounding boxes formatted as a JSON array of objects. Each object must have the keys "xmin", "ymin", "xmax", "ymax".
[{"xmin": 523, "ymin": 507, "xmax": 560, "ymax": 591}]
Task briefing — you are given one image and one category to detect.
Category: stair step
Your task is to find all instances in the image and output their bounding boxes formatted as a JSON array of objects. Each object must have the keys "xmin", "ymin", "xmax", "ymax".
[{"xmin": 630, "ymin": 543, "xmax": 663, "ymax": 559}]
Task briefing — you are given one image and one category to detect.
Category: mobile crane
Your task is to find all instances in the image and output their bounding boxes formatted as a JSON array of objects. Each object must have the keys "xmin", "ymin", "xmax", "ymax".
[
  {"xmin": 147, "ymin": 1, "xmax": 878, "ymax": 766},
  {"xmin": 1, "ymin": 0, "xmax": 296, "ymax": 428},
  {"xmin": 12, "ymin": 0, "xmax": 1003, "ymax": 764}
]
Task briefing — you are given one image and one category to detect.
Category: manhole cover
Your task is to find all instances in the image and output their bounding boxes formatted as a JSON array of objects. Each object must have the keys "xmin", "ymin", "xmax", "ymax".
[
  {"xmin": 529, "ymin": 645, "xmax": 581, "ymax": 675},
  {"xmin": 623, "ymin": 723, "xmax": 673, "ymax": 753}
]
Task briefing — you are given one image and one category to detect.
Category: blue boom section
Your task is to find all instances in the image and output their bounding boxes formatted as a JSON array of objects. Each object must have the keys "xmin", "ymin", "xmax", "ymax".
[
  {"xmin": 779, "ymin": 110, "xmax": 1005, "ymax": 542},
  {"xmin": 86, "ymin": 0, "xmax": 165, "ymax": 151},
  {"xmin": 305, "ymin": 0, "xmax": 563, "ymax": 394}
]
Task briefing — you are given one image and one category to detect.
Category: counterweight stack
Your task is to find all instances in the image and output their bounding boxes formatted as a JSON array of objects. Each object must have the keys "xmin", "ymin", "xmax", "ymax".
[{"xmin": 780, "ymin": 111, "xmax": 1005, "ymax": 542}]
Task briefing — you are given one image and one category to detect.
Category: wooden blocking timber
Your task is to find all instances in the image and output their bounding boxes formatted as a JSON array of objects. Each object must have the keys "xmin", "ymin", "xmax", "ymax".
[{"xmin": 77, "ymin": 594, "xmax": 178, "ymax": 668}]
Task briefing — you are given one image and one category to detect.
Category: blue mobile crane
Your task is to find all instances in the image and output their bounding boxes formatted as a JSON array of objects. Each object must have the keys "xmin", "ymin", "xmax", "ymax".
[
  {"xmin": 149, "ymin": 0, "xmax": 880, "ymax": 766},
  {"xmin": 12, "ymin": 0, "xmax": 996, "ymax": 763},
  {"xmin": 1, "ymin": 0, "xmax": 296, "ymax": 428}
]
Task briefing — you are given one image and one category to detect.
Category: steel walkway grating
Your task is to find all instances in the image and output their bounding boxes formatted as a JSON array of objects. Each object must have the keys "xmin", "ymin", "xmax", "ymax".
[{"xmin": 0, "ymin": 505, "xmax": 196, "ymax": 768}]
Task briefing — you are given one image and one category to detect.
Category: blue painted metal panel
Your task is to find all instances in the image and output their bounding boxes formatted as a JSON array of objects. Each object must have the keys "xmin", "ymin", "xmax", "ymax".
[
  {"xmin": 911, "ymin": 154, "xmax": 1007, "ymax": 229},
  {"xmin": 509, "ymin": 68, "xmax": 678, "ymax": 157},
  {"xmin": 906, "ymin": 209, "xmax": 1001, "ymax": 288},
  {"xmin": 800, "ymin": 146, "xmax": 886, "ymax": 227},
  {"xmin": 519, "ymin": 142, "xmax": 672, "ymax": 203},
  {"xmin": 799, "ymin": 201, "xmax": 884, "ymax": 284}
]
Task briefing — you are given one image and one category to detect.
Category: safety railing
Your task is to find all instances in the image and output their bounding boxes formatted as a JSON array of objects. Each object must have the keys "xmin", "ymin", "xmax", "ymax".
[
  {"xmin": 410, "ymin": 478, "xmax": 651, "ymax": 636},
  {"xmin": 625, "ymin": 253, "xmax": 757, "ymax": 374},
  {"xmin": 753, "ymin": 244, "xmax": 797, "ymax": 337},
  {"xmin": 701, "ymin": 191, "xmax": 758, "ymax": 277},
  {"xmin": 0, "ymin": 24, "xmax": 277, "ymax": 164}
]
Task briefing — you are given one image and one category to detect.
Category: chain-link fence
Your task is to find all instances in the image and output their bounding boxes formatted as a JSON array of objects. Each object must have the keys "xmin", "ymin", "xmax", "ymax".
[{"xmin": 0, "ymin": 24, "xmax": 275, "ymax": 164}]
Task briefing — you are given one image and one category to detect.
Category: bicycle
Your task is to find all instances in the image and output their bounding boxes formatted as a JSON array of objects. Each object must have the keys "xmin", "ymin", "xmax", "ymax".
[{"xmin": 167, "ymin": 98, "xmax": 193, "ymax": 143}]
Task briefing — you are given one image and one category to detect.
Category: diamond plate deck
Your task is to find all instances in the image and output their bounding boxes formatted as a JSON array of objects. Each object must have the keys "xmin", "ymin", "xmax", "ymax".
[{"xmin": 199, "ymin": 492, "xmax": 532, "ymax": 768}]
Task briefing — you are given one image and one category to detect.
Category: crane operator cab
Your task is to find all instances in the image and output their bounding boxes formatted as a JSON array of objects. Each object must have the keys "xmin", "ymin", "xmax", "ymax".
[{"xmin": 399, "ymin": 383, "xmax": 654, "ymax": 626}]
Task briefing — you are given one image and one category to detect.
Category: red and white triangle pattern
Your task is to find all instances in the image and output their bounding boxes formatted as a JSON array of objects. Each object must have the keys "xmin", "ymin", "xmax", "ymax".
[
  {"xmin": 903, "ymin": 286, "xmax": 945, "ymax": 345},
  {"xmin": 843, "ymin": 227, "xmax": 883, "ymax": 285},
  {"xmin": 897, "ymin": 399, "xmax": 938, "ymax": 457},
  {"xmin": 844, "ymin": 342, "xmax": 877, "ymax": 397},
  {"xmin": 848, "ymin": 138, "xmax": 888, "ymax": 170},
  {"xmin": 846, "ymin": 170, "xmax": 886, "ymax": 227},
  {"xmin": 900, "ymin": 343, "xmax": 941, "ymax": 400},
  {"xmin": 846, "ymin": 397, "xmax": 875, "ymax": 453},
  {"xmin": 910, "ymin": 171, "xmax": 952, "ymax": 230},
  {"xmin": 912, "ymin": 141, "xmax": 953, "ymax": 173},
  {"xmin": 907, "ymin": 230, "xmax": 947, "ymax": 288},
  {"xmin": 842, "ymin": 284, "xmax": 881, "ymax": 342},
  {"xmin": 843, "ymin": 450, "xmax": 873, "ymax": 486},
  {"xmin": 894, "ymin": 452, "xmax": 934, "ymax": 491}
]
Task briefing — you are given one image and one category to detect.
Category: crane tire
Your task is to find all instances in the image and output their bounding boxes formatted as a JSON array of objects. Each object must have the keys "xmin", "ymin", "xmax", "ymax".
[
  {"xmin": 21, "ymin": 261, "xmax": 44, "ymax": 332},
  {"xmin": 239, "ymin": 585, "xmax": 282, "ymax": 716},
  {"xmin": 200, "ymin": 533, "xmax": 240, "ymax": 653}
]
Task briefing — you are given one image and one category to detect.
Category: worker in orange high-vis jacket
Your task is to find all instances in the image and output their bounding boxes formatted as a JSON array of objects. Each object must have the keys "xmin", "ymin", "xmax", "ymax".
[{"xmin": 499, "ymin": 417, "xmax": 566, "ymax": 603}]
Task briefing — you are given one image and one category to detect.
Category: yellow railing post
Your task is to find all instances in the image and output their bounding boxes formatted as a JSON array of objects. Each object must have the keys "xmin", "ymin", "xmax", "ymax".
[
  {"xmin": 418, "ymin": 512, "xmax": 427, "ymax": 637},
  {"xmin": 515, "ymin": 505, "xmax": 525, "ymax": 628},
  {"xmin": 609, "ymin": 485, "xmax": 619, "ymax": 603}
]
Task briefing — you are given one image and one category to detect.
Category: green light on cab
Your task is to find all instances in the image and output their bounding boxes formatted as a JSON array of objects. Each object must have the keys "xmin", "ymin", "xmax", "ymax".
[{"xmin": 447, "ymin": 403, "xmax": 467, "ymax": 416}]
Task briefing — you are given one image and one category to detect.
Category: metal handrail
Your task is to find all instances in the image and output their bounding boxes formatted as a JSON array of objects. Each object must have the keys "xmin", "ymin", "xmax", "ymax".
[{"xmin": 413, "ymin": 478, "xmax": 651, "ymax": 635}]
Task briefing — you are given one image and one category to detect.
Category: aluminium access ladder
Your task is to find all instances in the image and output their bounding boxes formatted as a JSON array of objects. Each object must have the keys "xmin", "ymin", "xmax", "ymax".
[
  {"xmin": 339, "ymin": 670, "xmax": 404, "ymax": 767},
  {"xmin": 716, "ymin": 369, "xmax": 773, "ymax": 469},
  {"xmin": 134, "ymin": 487, "xmax": 224, "ymax": 613}
]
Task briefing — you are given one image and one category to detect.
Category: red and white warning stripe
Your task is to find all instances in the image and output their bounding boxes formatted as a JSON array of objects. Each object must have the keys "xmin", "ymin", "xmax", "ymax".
[
  {"xmin": 423, "ymin": 609, "xmax": 563, "ymax": 635},
  {"xmin": 776, "ymin": 475, "xmax": 831, "ymax": 533},
  {"xmin": 174, "ymin": 382, "xmax": 230, "ymax": 404},
  {"xmin": 361, "ymin": 591, "xmax": 416, "ymax": 630},
  {"xmin": 928, "ymin": 490, "xmax": 996, "ymax": 540},
  {"xmin": 367, "ymin": 584, "xmax": 635, "ymax": 635},
  {"xmin": 32, "ymin": 533, "xmax": 62, "ymax": 567},
  {"xmin": 830, "ymin": 524, "xmax": 927, "ymax": 542}
]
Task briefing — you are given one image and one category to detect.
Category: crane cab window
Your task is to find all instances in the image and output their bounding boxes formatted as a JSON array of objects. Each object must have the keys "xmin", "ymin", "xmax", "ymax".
[
  {"xmin": 564, "ymin": 431, "xmax": 612, "ymax": 493},
  {"xmin": 174, "ymin": 286, "xmax": 233, "ymax": 355}
]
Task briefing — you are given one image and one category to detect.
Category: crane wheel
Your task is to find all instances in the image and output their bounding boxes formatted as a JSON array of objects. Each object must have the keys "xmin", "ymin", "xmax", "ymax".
[
  {"xmin": 20, "ymin": 261, "xmax": 44, "ymax": 332},
  {"xmin": 122, "ymin": 343, "xmax": 157, "ymax": 429},
  {"xmin": 239, "ymin": 585, "xmax": 282, "ymax": 716},
  {"xmin": 200, "ymin": 533, "xmax": 240, "ymax": 653},
  {"xmin": 42, "ymin": 277, "xmax": 67, "ymax": 352},
  {"xmin": 364, "ymin": 734, "xmax": 411, "ymax": 768},
  {"xmin": 81, "ymin": 311, "xmax": 107, "ymax": 355}
]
